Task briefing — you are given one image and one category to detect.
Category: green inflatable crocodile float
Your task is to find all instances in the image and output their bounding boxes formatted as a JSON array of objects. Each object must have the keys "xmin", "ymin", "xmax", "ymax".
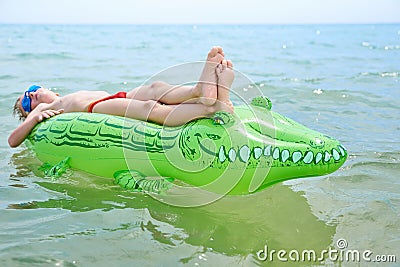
[{"xmin": 26, "ymin": 96, "xmax": 347, "ymax": 195}]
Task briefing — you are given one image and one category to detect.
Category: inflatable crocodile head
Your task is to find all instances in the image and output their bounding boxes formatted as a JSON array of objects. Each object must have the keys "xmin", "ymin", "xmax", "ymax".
[{"xmin": 171, "ymin": 96, "xmax": 347, "ymax": 194}]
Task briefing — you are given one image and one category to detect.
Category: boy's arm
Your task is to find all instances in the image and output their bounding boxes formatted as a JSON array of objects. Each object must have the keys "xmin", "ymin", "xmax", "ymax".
[{"xmin": 8, "ymin": 108, "xmax": 64, "ymax": 148}]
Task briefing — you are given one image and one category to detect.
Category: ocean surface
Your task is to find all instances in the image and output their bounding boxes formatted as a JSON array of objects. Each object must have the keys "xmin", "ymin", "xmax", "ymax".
[{"xmin": 0, "ymin": 24, "xmax": 399, "ymax": 266}]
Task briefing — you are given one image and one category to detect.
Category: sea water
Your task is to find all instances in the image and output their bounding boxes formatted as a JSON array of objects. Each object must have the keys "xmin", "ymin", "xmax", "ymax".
[{"xmin": 0, "ymin": 24, "xmax": 399, "ymax": 266}]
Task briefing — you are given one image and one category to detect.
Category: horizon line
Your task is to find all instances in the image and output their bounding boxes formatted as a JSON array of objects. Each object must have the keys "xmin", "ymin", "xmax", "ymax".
[{"xmin": 1, "ymin": 21, "xmax": 400, "ymax": 26}]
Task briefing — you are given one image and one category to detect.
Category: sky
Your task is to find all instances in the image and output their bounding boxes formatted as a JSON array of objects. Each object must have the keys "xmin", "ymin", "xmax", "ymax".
[{"xmin": 0, "ymin": 0, "xmax": 399, "ymax": 25}]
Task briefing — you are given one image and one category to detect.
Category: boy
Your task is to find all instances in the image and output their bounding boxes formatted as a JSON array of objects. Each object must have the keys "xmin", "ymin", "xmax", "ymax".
[{"xmin": 9, "ymin": 47, "xmax": 234, "ymax": 148}]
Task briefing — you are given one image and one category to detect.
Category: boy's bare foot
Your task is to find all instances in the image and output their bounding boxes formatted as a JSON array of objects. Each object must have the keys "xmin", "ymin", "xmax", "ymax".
[
  {"xmin": 196, "ymin": 46, "xmax": 224, "ymax": 106},
  {"xmin": 215, "ymin": 59, "xmax": 234, "ymax": 113}
]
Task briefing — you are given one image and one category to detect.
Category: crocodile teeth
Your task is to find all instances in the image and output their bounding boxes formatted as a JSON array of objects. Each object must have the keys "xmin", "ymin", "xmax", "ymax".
[
  {"xmin": 292, "ymin": 151, "xmax": 302, "ymax": 163},
  {"xmin": 303, "ymin": 151, "xmax": 314, "ymax": 164},
  {"xmin": 264, "ymin": 145, "xmax": 272, "ymax": 156},
  {"xmin": 253, "ymin": 147, "xmax": 263, "ymax": 160},
  {"xmin": 315, "ymin": 152, "xmax": 323, "ymax": 164},
  {"xmin": 281, "ymin": 150, "xmax": 290, "ymax": 162},
  {"xmin": 332, "ymin": 149, "xmax": 340, "ymax": 161},
  {"xmin": 228, "ymin": 148, "xmax": 237, "ymax": 162},
  {"xmin": 324, "ymin": 151, "xmax": 331, "ymax": 162},
  {"xmin": 338, "ymin": 145, "xmax": 346, "ymax": 156},
  {"xmin": 272, "ymin": 148, "xmax": 280, "ymax": 160},
  {"xmin": 239, "ymin": 145, "xmax": 250, "ymax": 162},
  {"xmin": 218, "ymin": 146, "xmax": 226, "ymax": 163},
  {"xmin": 217, "ymin": 144, "xmax": 345, "ymax": 165}
]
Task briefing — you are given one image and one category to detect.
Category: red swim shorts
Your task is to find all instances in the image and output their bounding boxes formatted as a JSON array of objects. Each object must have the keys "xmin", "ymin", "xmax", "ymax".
[{"xmin": 88, "ymin": 91, "xmax": 127, "ymax": 113}]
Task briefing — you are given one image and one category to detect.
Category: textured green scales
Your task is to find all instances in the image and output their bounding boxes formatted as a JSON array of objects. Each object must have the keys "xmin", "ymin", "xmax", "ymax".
[
  {"xmin": 27, "ymin": 96, "xmax": 347, "ymax": 195},
  {"xmin": 114, "ymin": 170, "xmax": 174, "ymax": 193}
]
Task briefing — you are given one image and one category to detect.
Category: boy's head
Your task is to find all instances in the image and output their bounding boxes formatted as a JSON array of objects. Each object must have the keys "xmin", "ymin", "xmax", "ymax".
[{"xmin": 13, "ymin": 85, "xmax": 58, "ymax": 120}]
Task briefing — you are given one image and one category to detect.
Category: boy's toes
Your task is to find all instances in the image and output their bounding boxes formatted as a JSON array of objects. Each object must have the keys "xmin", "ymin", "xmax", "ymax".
[
  {"xmin": 227, "ymin": 60, "xmax": 233, "ymax": 68},
  {"xmin": 207, "ymin": 46, "xmax": 225, "ymax": 63},
  {"xmin": 208, "ymin": 47, "xmax": 219, "ymax": 58},
  {"xmin": 215, "ymin": 46, "xmax": 224, "ymax": 56},
  {"xmin": 216, "ymin": 64, "xmax": 223, "ymax": 76},
  {"xmin": 221, "ymin": 59, "xmax": 228, "ymax": 69}
]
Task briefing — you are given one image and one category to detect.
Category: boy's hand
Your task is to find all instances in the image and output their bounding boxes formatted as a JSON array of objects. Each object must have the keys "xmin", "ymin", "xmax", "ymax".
[{"xmin": 32, "ymin": 109, "xmax": 64, "ymax": 122}]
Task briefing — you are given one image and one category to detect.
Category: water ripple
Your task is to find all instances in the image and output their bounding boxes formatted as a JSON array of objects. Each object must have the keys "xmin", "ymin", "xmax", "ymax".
[
  {"xmin": 0, "ymin": 75, "xmax": 18, "ymax": 80},
  {"xmin": 361, "ymin": 42, "xmax": 400, "ymax": 50},
  {"xmin": 13, "ymin": 52, "xmax": 76, "ymax": 60},
  {"xmin": 358, "ymin": 71, "xmax": 400, "ymax": 78}
]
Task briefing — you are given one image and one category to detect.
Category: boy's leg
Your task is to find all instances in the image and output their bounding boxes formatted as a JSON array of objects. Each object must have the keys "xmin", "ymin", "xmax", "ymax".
[
  {"xmin": 126, "ymin": 82, "xmax": 201, "ymax": 105},
  {"xmin": 139, "ymin": 101, "xmax": 233, "ymax": 126},
  {"xmin": 146, "ymin": 102, "xmax": 215, "ymax": 126},
  {"xmin": 90, "ymin": 98, "xmax": 216, "ymax": 126}
]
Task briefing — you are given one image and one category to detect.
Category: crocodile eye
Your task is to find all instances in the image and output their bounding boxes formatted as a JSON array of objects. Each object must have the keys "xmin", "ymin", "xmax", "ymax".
[
  {"xmin": 310, "ymin": 138, "xmax": 325, "ymax": 148},
  {"xmin": 206, "ymin": 133, "xmax": 221, "ymax": 140},
  {"xmin": 315, "ymin": 138, "xmax": 324, "ymax": 145}
]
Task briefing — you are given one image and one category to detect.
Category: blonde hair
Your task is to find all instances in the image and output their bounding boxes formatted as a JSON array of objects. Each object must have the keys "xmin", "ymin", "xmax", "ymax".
[{"xmin": 13, "ymin": 97, "xmax": 27, "ymax": 121}]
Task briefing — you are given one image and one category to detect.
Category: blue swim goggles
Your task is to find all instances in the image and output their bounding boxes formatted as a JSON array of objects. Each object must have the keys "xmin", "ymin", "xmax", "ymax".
[{"xmin": 21, "ymin": 85, "xmax": 41, "ymax": 113}]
